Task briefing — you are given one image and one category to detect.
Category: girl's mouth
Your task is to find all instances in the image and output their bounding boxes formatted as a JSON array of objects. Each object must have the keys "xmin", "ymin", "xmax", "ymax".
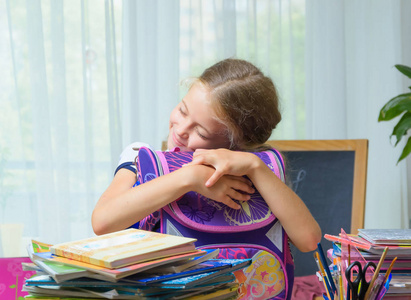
[{"xmin": 172, "ymin": 132, "xmax": 186, "ymax": 148}]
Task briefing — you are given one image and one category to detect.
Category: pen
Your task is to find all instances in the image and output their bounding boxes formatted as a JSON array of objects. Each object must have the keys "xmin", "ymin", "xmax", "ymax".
[{"xmin": 317, "ymin": 243, "xmax": 337, "ymax": 294}]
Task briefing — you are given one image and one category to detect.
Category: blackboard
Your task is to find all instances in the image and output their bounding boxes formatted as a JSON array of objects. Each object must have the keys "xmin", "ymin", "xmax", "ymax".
[
  {"xmin": 285, "ymin": 151, "xmax": 354, "ymax": 276},
  {"xmin": 267, "ymin": 139, "xmax": 368, "ymax": 277}
]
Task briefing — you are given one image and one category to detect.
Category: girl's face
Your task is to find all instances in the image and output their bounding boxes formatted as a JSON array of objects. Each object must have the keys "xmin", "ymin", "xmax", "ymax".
[{"xmin": 167, "ymin": 83, "xmax": 230, "ymax": 151}]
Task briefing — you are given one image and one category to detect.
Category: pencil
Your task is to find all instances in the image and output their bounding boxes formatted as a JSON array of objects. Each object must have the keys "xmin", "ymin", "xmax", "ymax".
[
  {"xmin": 314, "ymin": 252, "xmax": 333, "ymax": 300},
  {"xmin": 317, "ymin": 243, "xmax": 337, "ymax": 294},
  {"xmin": 364, "ymin": 246, "xmax": 389, "ymax": 299},
  {"xmin": 338, "ymin": 264, "xmax": 343, "ymax": 300}
]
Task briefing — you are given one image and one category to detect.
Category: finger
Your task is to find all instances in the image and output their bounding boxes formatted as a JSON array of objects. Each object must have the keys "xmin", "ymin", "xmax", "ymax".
[
  {"xmin": 205, "ymin": 170, "xmax": 224, "ymax": 187},
  {"xmin": 221, "ymin": 195, "xmax": 241, "ymax": 210},
  {"xmin": 227, "ymin": 189, "xmax": 252, "ymax": 202},
  {"xmin": 193, "ymin": 149, "xmax": 210, "ymax": 159},
  {"xmin": 183, "ymin": 156, "xmax": 206, "ymax": 167},
  {"xmin": 229, "ymin": 180, "xmax": 255, "ymax": 194},
  {"xmin": 226, "ymin": 175, "xmax": 253, "ymax": 187}
]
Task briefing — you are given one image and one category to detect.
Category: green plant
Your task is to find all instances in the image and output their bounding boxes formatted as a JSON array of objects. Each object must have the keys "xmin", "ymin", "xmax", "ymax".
[{"xmin": 378, "ymin": 64, "xmax": 411, "ymax": 163}]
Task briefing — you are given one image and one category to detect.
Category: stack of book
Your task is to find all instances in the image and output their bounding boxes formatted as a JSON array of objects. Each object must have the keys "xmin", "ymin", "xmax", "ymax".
[
  {"xmin": 22, "ymin": 228, "xmax": 251, "ymax": 300},
  {"xmin": 324, "ymin": 228, "xmax": 411, "ymax": 299}
]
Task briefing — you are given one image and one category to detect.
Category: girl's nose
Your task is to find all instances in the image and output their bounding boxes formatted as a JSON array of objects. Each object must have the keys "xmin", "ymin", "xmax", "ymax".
[{"xmin": 175, "ymin": 121, "xmax": 190, "ymax": 139}]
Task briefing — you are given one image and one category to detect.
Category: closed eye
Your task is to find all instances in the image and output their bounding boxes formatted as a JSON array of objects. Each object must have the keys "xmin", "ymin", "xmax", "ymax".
[
  {"xmin": 179, "ymin": 107, "xmax": 187, "ymax": 116},
  {"xmin": 196, "ymin": 128, "xmax": 209, "ymax": 140}
]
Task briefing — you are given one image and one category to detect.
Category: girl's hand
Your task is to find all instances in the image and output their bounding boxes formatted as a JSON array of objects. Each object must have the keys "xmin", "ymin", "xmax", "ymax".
[
  {"xmin": 185, "ymin": 149, "xmax": 260, "ymax": 187},
  {"xmin": 186, "ymin": 164, "xmax": 255, "ymax": 210}
]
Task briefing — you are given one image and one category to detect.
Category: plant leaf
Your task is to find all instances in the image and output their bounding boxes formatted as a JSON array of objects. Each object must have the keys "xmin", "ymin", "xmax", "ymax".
[
  {"xmin": 396, "ymin": 64, "xmax": 411, "ymax": 79},
  {"xmin": 392, "ymin": 112, "xmax": 411, "ymax": 146},
  {"xmin": 378, "ymin": 93, "xmax": 411, "ymax": 121},
  {"xmin": 398, "ymin": 136, "xmax": 411, "ymax": 164}
]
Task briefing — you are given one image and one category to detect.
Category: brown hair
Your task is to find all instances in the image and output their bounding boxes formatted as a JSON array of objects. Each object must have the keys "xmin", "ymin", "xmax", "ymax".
[{"xmin": 198, "ymin": 58, "xmax": 281, "ymax": 151}]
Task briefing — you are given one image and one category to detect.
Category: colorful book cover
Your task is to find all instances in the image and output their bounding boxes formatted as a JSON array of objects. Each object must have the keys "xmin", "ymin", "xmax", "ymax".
[
  {"xmin": 123, "ymin": 259, "xmax": 235, "ymax": 285},
  {"xmin": 25, "ymin": 274, "xmax": 141, "ymax": 288},
  {"xmin": 50, "ymin": 228, "xmax": 197, "ymax": 268},
  {"xmin": 27, "ymin": 241, "xmax": 114, "ymax": 283},
  {"xmin": 34, "ymin": 260, "xmax": 112, "ymax": 283},
  {"xmin": 25, "ymin": 296, "xmax": 102, "ymax": 300},
  {"xmin": 32, "ymin": 249, "xmax": 205, "ymax": 280},
  {"xmin": 150, "ymin": 259, "xmax": 251, "ymax": 288},
  {"xmin": 153, "ymin": 272, "xmax": 237, "ymax": 289},
  {"xmin": 22, "ymin": 284, "xmax": 134, "ymax": 299},
  {"xmin": 143, "ymin": 248, "xmax": 219, "ymax": 274}
]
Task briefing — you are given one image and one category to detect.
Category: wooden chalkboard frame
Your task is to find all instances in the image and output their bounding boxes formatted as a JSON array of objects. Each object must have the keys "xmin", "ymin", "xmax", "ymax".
[{"xmin": 266, "ymin": 139, "xmax": 368, "ymax": 234}]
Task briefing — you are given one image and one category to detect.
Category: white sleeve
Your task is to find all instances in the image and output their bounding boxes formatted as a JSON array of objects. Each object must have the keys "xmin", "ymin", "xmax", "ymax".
[{"xmin": 115, "ymin": 142, "xmax": 151, "ymax": 175}]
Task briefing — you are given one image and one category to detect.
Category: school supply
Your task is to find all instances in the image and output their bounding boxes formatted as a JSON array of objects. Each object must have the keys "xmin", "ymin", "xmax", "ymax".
[
  {"xmin": 345, "ymin": 261, "xmax": 376, "ymax": 300},
  {"xmin": 23, "ymin": 236, "xmax": 249, "ymax": 299},
  {"xmin": 314, "ymin": 251, "xmax": 333, "ymax": 300},
  {"xmin": 122, "ymin": 258, "xmax": 250, "ymax": 285},
  {"xmin": 363, "ymin": 247, "xmax": 388, "ymax": 299},
  {"xmin": 136, "ymin": 146, "xmax": 294, "ymax": 300},
  {"xmin": 318, "ymin": 242, "xmax": 338, "ymax": 294},
  {"xmin": 50, "ymin": 228, "xmax": 197, "ymax": 268},
  {"xmin": 29, "ymin": 243, "xmax": 206, "ymax": 281},
  {"xmin": 358, "ymin": 229, "xmax": 411, "ymax": 245},
  {"xmin": 326, "ymin": 234, "xmax": 411, "ymax": 258},
  {"xmin": 142, "ymin": 248, "xmax": 219, "ymax": 274},
  {"xmin": 322, "ymin": 228, "xmax": 405, "ymax": 300}
]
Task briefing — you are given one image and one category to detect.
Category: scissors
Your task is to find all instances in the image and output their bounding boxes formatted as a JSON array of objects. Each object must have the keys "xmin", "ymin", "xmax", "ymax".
[{"xmin": 345, "ymin": 261, "xmax": 377, "ymax": 300}]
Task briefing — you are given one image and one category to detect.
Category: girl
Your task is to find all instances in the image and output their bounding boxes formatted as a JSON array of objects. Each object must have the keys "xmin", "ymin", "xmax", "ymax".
[{"xmin": 92, "ymin": 58, "xmax": 321, "ymax": 299}]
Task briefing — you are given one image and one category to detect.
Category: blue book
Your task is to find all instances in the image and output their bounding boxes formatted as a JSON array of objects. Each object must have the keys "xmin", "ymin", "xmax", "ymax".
[
  {"xmin": 25, "ymin": 274, "xmax": 145, "ymax": 288},
  {"xmin": 122, "ymin": 258, "xmax": 234, "ymax": 285},
  {"xmin": 149, "ymin": 259, "xmax": 251, "ymax": 288}
]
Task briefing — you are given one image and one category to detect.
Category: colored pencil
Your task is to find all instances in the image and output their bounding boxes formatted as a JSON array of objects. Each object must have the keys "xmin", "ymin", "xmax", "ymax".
[
  {"xmin": 314, "ymin": 252, "xmax": 333, "ymax": 300},
  {"xmin": 317, "ymin": 243, "xmax": 337, "ymax": 294}
]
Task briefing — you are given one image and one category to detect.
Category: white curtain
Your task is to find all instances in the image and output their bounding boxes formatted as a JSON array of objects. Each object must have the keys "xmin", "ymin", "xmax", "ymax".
[
  {"xmin": 121, "ymin": 0, "xmax": 306, "ymax": 148},
  {"xmin": 4, "ymin": 0, "xmax": 409, "ymax": 258},
  {"xmin": 0, "ymin": 0, "xmax": 304, "ymax": 256},
  {"xmin": 305, "ymin": 0, "xmax": 411, "ymax": 229},
  {"xmin": 0, "ymin": 0, "xmax": 123, "ymax": 255}
]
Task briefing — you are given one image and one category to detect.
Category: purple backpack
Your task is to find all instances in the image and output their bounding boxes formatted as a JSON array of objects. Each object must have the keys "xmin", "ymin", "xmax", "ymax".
[{"xmin": 135, "ymin": 147, "xmax": 294, "ymax": 300}]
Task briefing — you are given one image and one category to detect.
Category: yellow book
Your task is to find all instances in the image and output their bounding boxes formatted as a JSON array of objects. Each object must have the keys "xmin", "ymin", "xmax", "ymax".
[{"xmin": 50, "ymin": 228, "xmax": 196, "ymax": 269}]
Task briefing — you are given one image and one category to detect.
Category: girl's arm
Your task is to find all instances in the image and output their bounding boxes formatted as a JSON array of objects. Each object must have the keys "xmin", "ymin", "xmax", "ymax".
[
  {"xmin": 246, "ymin": 157, "xmax": 321, "ymax": 252},
  {"xmin": 187, "ymin": 149, "xmax": 322, "ymax": 253},
  {"xmin": 92, "ymin": 164, "xmax": 254, "ymax": 235}
]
